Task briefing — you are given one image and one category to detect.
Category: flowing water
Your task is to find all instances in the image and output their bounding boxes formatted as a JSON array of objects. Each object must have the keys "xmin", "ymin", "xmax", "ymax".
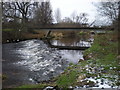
[
  {"xmin": 2, "ymin": 31, "xmax": 119, "ymax": 89},
  {"xmin": 2, "ymin": 34, "xmax": 93, "ymax": 88}
]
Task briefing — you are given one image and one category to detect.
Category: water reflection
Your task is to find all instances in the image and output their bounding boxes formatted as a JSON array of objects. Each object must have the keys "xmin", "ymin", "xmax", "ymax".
[
  {"xmin": 50, "ymin": 35, "xmax": 94, "ymax": 64},
  {"xmin": 51, "ymin": 34, "xmax": 94, "ymax": 47},
  {"xmin": 59, "ymin": 50, "xmax": 84, "ymax": 64},
  {"xmin": 52, "ymin": 37, "xmax": 80, "ymax": 46}
]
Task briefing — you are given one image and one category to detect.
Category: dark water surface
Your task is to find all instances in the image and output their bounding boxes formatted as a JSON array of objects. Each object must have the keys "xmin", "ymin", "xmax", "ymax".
[
  {"xmin": 2, "ymin": 42, "xmax": 36, "ymax": 88},
  {"xmin": 2, "ymin": 35, "xmax": 93, "ymax": 88},
  {"xmin": 50, "ymin": 35, "xmax": 93, "ymax": 64}
]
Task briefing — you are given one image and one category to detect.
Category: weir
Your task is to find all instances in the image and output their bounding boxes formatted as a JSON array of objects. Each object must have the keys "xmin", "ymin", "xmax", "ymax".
[{"xmin": 44, "ymin": 40, "xmax": 91, "ymax": 50}]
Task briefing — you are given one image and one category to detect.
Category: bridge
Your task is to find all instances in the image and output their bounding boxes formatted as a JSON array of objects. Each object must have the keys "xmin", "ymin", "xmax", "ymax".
[
  {"xmin": 28, "ymin": 24, "xmax": 114, "ymax": 30},
  {"xmin": 29, "ymin": 26, "xmax": 114, "ymax": 30},
  {"xmin": 29, "ymin": 25, "xmax": 113, "ymax": 50},
  {"xmin": 29, "ymin": 26, "xmax": 114, "ymax": 38}
]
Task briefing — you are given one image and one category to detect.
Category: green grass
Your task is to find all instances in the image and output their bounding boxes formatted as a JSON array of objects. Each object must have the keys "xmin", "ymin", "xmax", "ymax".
[
  {"xmin": 84, "ymin": 34, "xmax": 118, "ymax": 58},
  {"xmin": 2, "ymin": 29, "xmax": 15, "ymax": 31},
  {"xmin": 78, "ymin": 31, "xmax": 87, "ymax": 35},
  {"xmin": 56, "ymin": 70, "xmax": 78, "ymax": 88},
  {"xmin": 0, "ymin": 74, "xmax": 7, "ymax": 80},
  {"xmin": 18, "ymin": 84, "xmax": 47, "ymax": 88},
  {"xmin": 56, "ymin": 32, "xmax": 119, "ymax": 87},
  {"xmin": 16, "ymin": 83, "xmax": 57, "ymax": 89},
  {"xmin": 81, "ymin": 32, "xmax": 119, "ymax": 86}
]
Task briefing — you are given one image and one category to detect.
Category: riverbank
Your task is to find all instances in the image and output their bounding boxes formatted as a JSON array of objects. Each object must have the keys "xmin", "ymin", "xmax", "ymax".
[
  {"xmin": 2, "ymin": 28, "xmax": 93, "ymax": 44},
  {"xmin": 2, "ymin": 29, "xmax": 81, "ymax": 43},
  {"xmin": 16, "ymin": 31, "xmax": 119, "ymax": 89},
  {"xmin": 2, "ymin": 29, "xmax": 93, "ymax": 88},
  {"xmin": 51, "ymin": 32, "xmax": 119, "ymax": 88}
]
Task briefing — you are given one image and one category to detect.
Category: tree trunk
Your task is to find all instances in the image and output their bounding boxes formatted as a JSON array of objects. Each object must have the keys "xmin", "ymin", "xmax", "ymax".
[
  {"xmin": 118, "ymin": 1, "xmax": 120, "ymax": 54},
  {"xmin": 21, "ymin": 16, "xmax": 28, "ymax": 32}
]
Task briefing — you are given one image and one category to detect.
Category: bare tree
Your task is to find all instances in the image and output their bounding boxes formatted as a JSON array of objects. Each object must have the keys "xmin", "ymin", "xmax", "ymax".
[
  {"xmin": 55, "ymin": 8, "xmax": 61, "ymax": 23},
  {"xmin": 3, "ymin": 2, "xmax": 37, "ymax": 21},
  {"xmin": 95, "ymin": 1, "xmax": 119, "ymax": 24},
  {"xmin": 118, "ymin": 2, "xmax": 120, "ymax": 28},
  {"xmin": 62, "ymin": 17, "xmax": 73, "ymax": 23},
  {"xmin": 2, "ymin": 2, "xmax": 37, "ymax": 30},
  {"xmin": 75, "ymin": 13, "xmax": 88, "ymax": 24},
  {"xmin": 61, "ymin": 13, "xmax": 89, "ymax": 26},
  {"xmin": 34, "ymin": 1, "xmax": 53, "ymax": 25}
]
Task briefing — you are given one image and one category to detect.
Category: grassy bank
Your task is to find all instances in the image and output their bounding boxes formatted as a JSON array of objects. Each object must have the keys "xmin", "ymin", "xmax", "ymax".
[
  {"xmin": 16, "ymin": 31, "xmax": 119, "ymax": 89},
  {"xmin": 55, "ymin": 32, "xmax": 119, "ymax": 88}
]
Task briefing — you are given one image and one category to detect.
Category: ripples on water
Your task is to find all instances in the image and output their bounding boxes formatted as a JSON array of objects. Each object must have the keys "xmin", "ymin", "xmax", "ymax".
[
  {"xmin": 14, "ymin": 39, "xmax": 68, "ymax": 82},
  {"xmin": 13, "ymin": 38, "xmax": 92, "ymax": 82},
  {"xmin": 4, "ymin": 37, "xmax": 118, "ymax": 88},
  {"xmin": 50, "ymin": 38, "xmax": 92, "ymax": 64}
]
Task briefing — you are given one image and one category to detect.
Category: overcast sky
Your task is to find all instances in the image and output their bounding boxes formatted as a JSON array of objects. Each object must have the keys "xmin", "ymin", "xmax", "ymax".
[{"xmin": 50, "ymin": 0, "xmax": 98, "ymax": 23}]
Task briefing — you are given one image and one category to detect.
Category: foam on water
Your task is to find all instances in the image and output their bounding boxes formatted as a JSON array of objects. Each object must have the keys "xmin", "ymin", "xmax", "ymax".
[{"xmin": 14, "ymin": 39, "xmax": 68, "ymax": 82}]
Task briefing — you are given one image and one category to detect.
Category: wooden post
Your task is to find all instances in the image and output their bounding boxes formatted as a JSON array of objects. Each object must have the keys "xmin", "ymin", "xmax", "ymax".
[{"xmin": 45, "ymin": 30, "xmax": 52, "ymax": 38}]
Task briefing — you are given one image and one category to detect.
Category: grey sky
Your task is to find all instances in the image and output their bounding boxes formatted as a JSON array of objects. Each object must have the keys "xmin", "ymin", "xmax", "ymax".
[{"xmin": 50, "ymin": 0, "xmax": 98, "ymax": 23}]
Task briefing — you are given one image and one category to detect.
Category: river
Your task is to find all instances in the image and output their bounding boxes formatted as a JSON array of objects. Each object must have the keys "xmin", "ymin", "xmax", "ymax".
[{"xmin": 2, "ymin": 34, "xmax": 93, "ymax": 88}]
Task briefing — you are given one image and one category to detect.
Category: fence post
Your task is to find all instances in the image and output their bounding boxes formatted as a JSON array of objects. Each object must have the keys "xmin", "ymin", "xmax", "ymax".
[{"xmin": 45, "ymin": 30, "xmax": 52, "ymax": 38}]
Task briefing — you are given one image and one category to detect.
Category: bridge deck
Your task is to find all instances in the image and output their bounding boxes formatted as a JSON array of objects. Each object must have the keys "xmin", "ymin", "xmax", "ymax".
[{"xmin": 29, "ymin": 27, "xmax": 112, "ymax": 30}]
